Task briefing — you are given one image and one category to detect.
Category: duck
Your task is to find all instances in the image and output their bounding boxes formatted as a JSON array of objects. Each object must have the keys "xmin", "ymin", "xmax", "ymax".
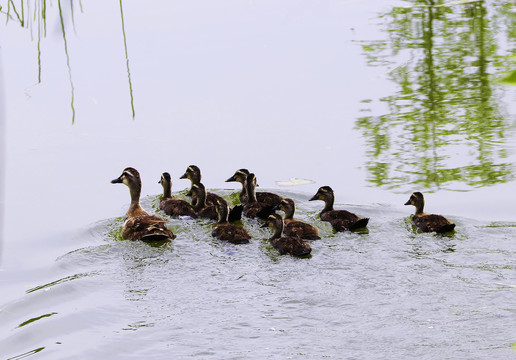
[
  {"xmin": 226, "ymin": 168, "xmax": 282, "ymax": 207},
  {"xmin": 111, "ymin": 167, "xmax": 175, "ymax": 241},
  {"xmin": 243, "ymin": 173, "xmax": 278, "ymax": 219},
  {"xmin": 309, "ymin": 186, "xmax": 369, "ymax": 231},
  {"xmin": 181, "ymin": 165, "xmax": 243, "ymax": 221},
  {"xmin": 404, "ymin": 192, "xmax": 455, "ymax": 233},
  {"xmin": 211, "ymin": 198, "xmax": 251, "ymax": 244},
  {"xmin": 158, "ymin": 172, "xmax": 197, "ymax": 218},
  {"xmin": 190, "ymin": 183, "xmax": 218, "ymax": 220},
  {"xmin": 275, "ymin": 198, "xmax": 321, "ymax": 240},
  {"xmin": 261, "ymin": 214, "xmax": 312, "ymax": 256}
]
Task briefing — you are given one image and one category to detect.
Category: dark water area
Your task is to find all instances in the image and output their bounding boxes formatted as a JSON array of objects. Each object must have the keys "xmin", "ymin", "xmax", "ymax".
[{"xmin": 1, "ymin": 0, "xmax": 515, "ymax": 359}]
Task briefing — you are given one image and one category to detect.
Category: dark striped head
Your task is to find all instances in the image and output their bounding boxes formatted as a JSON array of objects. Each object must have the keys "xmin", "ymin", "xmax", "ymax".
[
  {"xmin": 404, "ymin": 192, "xmax": 424, "ymax": 207},
  {"xmin": 180, "ymin": 165, "xmax": 201, "ymax": 182},
  {"xmin": 276, "ymin": 198, "xmax": 295, "ymax": 217},
  {"xmin": 261, "ymin": 213, "xmax": 284, "ymax": 230},
  {"xmin": 111, "ymin": 167, "xmax": 141, "ymax": 187},
  {"xmin": 159, "ymin": 172, "xmax": 172, "ymax": 186},
  {"xmin": 226, "ymin": 168, "xmax": 250, "ymax": 183},
  {"xmin": 309, "ymin": 186, "xmax": 334, "ymax": 202}
]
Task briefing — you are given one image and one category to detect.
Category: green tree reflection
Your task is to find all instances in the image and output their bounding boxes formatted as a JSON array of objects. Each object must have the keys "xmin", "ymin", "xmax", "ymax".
[{"xmin": 357, "ymin": 0, "xmax": 515, "ymax": 191}]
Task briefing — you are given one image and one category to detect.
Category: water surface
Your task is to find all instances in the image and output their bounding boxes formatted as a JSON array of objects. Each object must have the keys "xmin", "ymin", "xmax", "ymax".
[{"xmin": 1, "ymin": 1, "xmax": 515, "ymax": 359}]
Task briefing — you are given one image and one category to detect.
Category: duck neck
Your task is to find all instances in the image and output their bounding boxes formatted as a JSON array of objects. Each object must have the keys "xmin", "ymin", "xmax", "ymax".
[
  {"xmin": 194, "ymin": 191, "xmax": 207, "ymax": 212},
  {"xmin": 246, "ymin": 180, "xmax": 257, "ymax": 203},
  {"xmin": 162, "ymin": 181, "xmax": 172, "ymax": 199},
  {"xmin": 414, "ymin": 201, "xmax": 425, "ymax": 216},
  {"xmin": 127, "ymin": 183, "xmax": 145, "ymax": 216},
  {"xmin": 270, "ymin": 221, "xmax": 283, "ymax": 239},
  {"xmin": 239, "ymin": 180, "xmax": 248, "ymax": 203},
  {"xmin": 283, "ymin": 205, "xmax": 295, "ymax": 220},
  {"xmin": 217, "ymin": 204, "xmax": 229, "ymax": 224},
  {"xmin": 189, "ymin": 173, "xmax": 201, "ymax": 193},
  {"xmin": 322, "ymin": 194, "xmax": 334, "ymax": 213}
]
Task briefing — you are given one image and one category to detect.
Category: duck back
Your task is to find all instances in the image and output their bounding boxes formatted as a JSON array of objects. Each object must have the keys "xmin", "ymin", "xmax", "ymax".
[
  {"xmin": 284, "ymin": 220, "xmax": 321, "ymax": 240},
  {"xmin": 160, "ymin": 198, "xmax": 197, "ymax": 218},
  {"xmin": 122, "ymin": 214, "xmax": 174, "ymax": 241},
  {"xmin": 413, "ymin": 214, "xmax": 455, "ymax": 233},
  {"xmin": 270, "ymin": 236, "xmax": 312, "ymax": 256},
  {"xmin": 212, "ymin": 223, "xmax": 251, "ymax": 244}
]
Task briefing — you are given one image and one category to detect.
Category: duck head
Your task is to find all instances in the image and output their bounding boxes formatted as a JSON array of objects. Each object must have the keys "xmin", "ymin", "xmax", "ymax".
[
  {"xmin": 275, "ymin": 198, "xmax": 295, "ymax": 219},
  {"xmin": 226, "ymin": 168, "xmax": 250, "ymax": 183},
  {"xmin": 405, "ymin": 192, "xmax": 425, "ymax": 214},
  {"xmin": 159, "ymin": 172, "xmax": 172, "ymax": 198}
]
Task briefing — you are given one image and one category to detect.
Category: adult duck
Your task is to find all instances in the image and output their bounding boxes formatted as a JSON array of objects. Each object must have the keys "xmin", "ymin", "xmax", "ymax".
[{"xmin": 111, "ymin": 167, "xmax": 174, "ymax": 241}]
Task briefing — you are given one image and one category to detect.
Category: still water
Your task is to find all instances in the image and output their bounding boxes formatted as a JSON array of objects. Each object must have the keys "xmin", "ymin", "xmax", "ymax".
[{"xmin": 1, "ymin": 0, "xmax": 515, "ymax": 359}]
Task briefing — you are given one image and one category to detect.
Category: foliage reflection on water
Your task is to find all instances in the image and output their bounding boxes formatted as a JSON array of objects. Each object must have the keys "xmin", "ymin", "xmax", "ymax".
[{"xmin": 356, "ymin": 0, "xmax": 515, "ymax": 191}]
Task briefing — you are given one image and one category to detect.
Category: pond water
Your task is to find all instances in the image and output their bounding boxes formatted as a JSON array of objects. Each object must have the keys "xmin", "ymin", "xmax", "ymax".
[{"xmin": 1, "ymin": 1, "xmax": 515, "ymax": 359}]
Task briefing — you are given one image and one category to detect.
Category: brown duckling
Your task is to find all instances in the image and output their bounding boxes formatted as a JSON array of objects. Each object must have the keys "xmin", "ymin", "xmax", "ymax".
[
  {"xmin": 180, "ymin": 165, "xmax": 224, "ymax": 205},
  {"xmin": 275, "ymin": 198, "xmax": 321, "ymax": 240},
  {"xmin": 243, "ymin": 173, "xmax": 277, "ymax": 219},
  {"xmin": 226, "ymin": 168, "xmax": 282, "ymax": 207},
  {"xmin": 261, "ymin": 214, "xmax": 312, "ymax": 256},
  {"xmin": 404, "ymin": 192, "xmax": 455, "ymax": 233},
  {"xmin": 190, "ymin": 183, "xmax": 218, "ymax": 220},
  {"xmin": 111, "ymin": 167, "xmax": 174, "ymax": 242},
  {"xmin": 212, "ymin": 198, "xmax": 251, "ymax": 244},
  {"xmin": 309, "ymin": 186, "xmax": 369, "ymax": 231},
  {"xmin": 181, "ymin": 165, "xmax": 243, "ymax": 221},
  {"xmin": 159, "ymin": 172, "xmax": 197, "ymax": 218}
]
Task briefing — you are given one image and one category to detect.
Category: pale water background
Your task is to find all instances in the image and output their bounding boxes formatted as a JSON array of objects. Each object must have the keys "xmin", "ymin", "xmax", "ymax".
[{"xmin": 0, "ymin": 1, "xmax": 515, "ymax": 359}]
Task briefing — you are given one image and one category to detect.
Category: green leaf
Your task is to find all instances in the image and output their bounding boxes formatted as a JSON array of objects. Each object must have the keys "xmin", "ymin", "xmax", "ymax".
[{"xmin": 499, "ymin": 70, "xmax": 516, "ymax": 85}]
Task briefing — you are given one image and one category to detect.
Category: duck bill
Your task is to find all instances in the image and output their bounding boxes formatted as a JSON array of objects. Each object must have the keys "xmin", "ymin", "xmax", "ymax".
[
  {"xmin": 404, "ymin": 200, "xmax": 411, "ymax": 205},
  {"xmin": 225, "ymin": 175, "xmax": 236, "ymax": 182},
  {"xmin": 111, "ymin": 177, "xmax": 123, "ymax": 184},
  {"xmin": 260, "ymin": 222, "xmax": 269, "ymax": 228},
  {"xmin": 308, "ymin": 195, "xmax": 317, "ymax": 201},
  {"xmin": 179, "ymin": 173, "xmax": 187, "ymax": 179}
]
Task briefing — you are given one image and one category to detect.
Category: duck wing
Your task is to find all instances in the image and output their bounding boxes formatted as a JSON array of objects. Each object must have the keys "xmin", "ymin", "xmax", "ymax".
[
  {"xmin": 160, "ymin": 199, "xmax": 197, "ymax": 218},
  {"xmin": 271, "ymin": 236, "xmax": 311, "ymax": 256},
  {"xmin": 414, "ymin": 214, "xmax": 455, "ymax": 233},
  {"xmin": 284, "ymin": 221, "xmax": 321, "ymax": 240},
  {"xmin": 123, "ymin": 215, "xmax": 174, "ymax": 241},
  {"xmin": 322, "ymin": 210, "xmax": 368, "ymax": 231}
]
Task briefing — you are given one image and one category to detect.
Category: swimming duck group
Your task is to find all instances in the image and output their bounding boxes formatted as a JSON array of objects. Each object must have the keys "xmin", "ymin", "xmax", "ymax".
[{"xmin": 111, "ymin": 166, "xmax": 456, "ymax": 257}]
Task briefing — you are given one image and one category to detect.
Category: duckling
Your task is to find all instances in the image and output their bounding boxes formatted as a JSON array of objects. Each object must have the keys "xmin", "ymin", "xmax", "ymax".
[
  {"xmin": 309, "ymin": 186, "xmax": 369, "ymax": 231},
  {"xmin": 190, "ymin": 183, "xmax": 218, "ymax": 220},
  {"xmin": 211, "ymin": 198, "xmax": 251, "ymax": 244},
  {"xmin": 404, "ymin": 192, "xmax": 455, "ymax": 233},
  {"xmin": 243, "ymin": 173, "xmax": 277, "ymax": 219},
  {"xmin": 158, "ymin": 172, "xmax": 197, "ymax": 218},
  {"xmin": 261, "ymin": 214, "xmax": 312, "ymax": 256},
  {"xmin": 226, "ymin": 168, "xmax": 282, "ymax": 207},
  {"xmin": 111, "ymin": 167, "xmax": 174, "ymax": 242},
  {"xmin": 275, "ymin": 198, "xmax": 321, "ymax": 240},
  {"xmin": 181, "ymin": 165, "xmax": 243, "ymax": 221},
  {"xmin": 180, "ymin": 165, "xmax": 224, "ymax": 204},
  {"xmin": 225, "ymin": 168, "xmax": 250, "ymax": 203}
]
